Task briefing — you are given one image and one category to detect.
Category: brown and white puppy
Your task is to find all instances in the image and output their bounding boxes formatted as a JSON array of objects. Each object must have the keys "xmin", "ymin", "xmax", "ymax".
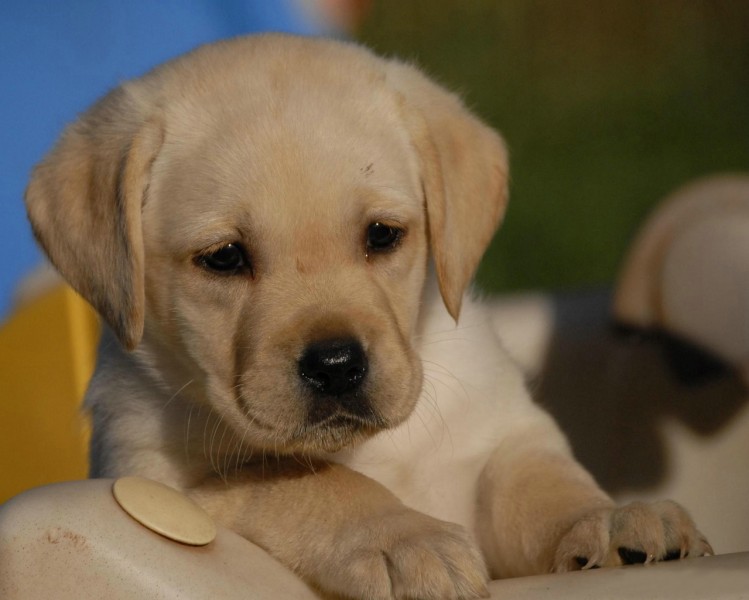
[{"xmin": 25, "ymin": 34, "xmax": 711, "ymax": 599}]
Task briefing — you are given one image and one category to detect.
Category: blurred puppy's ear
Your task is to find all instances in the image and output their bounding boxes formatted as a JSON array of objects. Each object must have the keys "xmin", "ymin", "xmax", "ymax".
[
  {"xmin": 25, "ymin": 86, "xmax": 163, "ymax": 350},
  {"xmin": 388, "ymin": 61, "xmax": 509, "ymax": 319}
]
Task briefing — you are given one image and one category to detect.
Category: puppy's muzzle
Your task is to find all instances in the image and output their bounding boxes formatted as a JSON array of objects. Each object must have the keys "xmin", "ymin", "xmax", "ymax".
[{"xmin": 299, "ymin": 338, "xmax": 371, "ymax": 423}]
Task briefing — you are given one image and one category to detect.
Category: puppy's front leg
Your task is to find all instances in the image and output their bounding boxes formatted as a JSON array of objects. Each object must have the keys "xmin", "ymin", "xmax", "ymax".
[
  {"xmin": 476, "ymin": 418, "xmax": 711, "ymax": 578},
  {"xmin": 190, "ymin": 460, "xmax": 488, "ymax": 600}
]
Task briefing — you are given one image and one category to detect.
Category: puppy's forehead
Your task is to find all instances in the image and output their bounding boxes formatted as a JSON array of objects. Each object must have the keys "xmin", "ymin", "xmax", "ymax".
[{"xmin": 152, "ymin": 38, "xmax": 422, "ymax": 240}]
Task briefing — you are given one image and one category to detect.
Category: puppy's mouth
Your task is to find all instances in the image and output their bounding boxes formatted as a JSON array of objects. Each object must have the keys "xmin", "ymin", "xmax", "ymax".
[
  {"xmin": 237, "ymin": 391, "xmax": 387, "ymax": 453},
  {"xmin": 306, "ymin": 410, "xmax": 386, "ymax": 433},
  {"xmin": 305, "ymin": 387, "xmax": 384, "ymax": 425},
  {"xmin": 296, "ymin": 410, "xmax": 385, "ymax": 452}
]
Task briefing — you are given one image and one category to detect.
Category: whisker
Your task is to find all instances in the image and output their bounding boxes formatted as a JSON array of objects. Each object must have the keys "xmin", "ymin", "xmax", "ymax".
[
  {"xmin": 208, "ymin": 414, "xmax": 224, "ymax": 477},
  {"xmin": 164, "ymin": 379, "xmax": 194, "ymax": 409},
  {"xmin": 420, "ymin": 376, "xmax": 454, "ymax": 453},
  {"xmin": 202, "ymin": 409, "xmax": 213, "ymax": 464},
  {"xmin": 184, "ymin": 401, "xmax": 197, "ymax": 466},
  {"xmin": 217, "ymin": 422, "xmax": 231, "ymax": 482},
  {"xmin": 233, "ymin": 424, "xmax": 251, "ymax": 477},
  {"xmin": 421, "ymin": 360, "xmax": 471, "ymax": 405}
]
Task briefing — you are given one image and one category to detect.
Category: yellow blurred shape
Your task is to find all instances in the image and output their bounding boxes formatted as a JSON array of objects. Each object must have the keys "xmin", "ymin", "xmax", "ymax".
[{"xmin": 0, "ymin": 285, "xmax": 99, "ymax": 503}]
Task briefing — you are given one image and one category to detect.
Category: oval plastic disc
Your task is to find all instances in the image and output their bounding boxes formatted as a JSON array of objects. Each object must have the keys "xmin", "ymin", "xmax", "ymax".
[{"xmin": 112, "ymin": 477, "xmax": 216, "ymax": 546}]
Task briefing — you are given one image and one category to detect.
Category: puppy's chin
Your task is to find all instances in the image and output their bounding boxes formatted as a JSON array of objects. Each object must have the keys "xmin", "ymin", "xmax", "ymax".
[
  {"xmin": 293, "ymin": 414, "xmax": 386, "ymax": 454},
  {"xmin": 243, "ymin": 411, "xmax": 387, "ymax": 456}
]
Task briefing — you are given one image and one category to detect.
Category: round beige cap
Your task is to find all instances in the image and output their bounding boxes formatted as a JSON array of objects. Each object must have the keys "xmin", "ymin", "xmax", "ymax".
[{"xmin": 112, "ymin": 477, "xmax": 216, "ymax": 546}]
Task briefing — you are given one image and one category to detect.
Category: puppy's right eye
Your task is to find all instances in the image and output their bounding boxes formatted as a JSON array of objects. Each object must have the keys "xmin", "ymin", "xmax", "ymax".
[
  {"xmin": 196, "ymin": 243, "xmax": 252, "ymax": 275},
  {"xmin": 366, "ymin": 222, "xmax": 404, "ymax": 254}
]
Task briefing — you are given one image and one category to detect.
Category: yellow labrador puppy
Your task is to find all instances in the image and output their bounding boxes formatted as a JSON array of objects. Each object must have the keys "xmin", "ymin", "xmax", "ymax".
[{"xmin": 26, "ymin": 35, "xmax": 710, "ymax": 599}]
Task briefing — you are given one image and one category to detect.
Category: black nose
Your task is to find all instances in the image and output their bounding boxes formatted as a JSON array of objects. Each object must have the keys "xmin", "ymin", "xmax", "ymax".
[{"xmin": 298, "ymin": 338, "xmax": 368, "ymax": 397}]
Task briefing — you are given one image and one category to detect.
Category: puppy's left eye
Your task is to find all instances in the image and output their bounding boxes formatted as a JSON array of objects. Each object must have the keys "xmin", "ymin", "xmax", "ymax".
[
  {"xmin": 366, "ymin": 222, "xmax": 403, "ymax": 253},
  {"xmin": 196, "ymin": 243, "xmax": 252, "ymax": 275}
]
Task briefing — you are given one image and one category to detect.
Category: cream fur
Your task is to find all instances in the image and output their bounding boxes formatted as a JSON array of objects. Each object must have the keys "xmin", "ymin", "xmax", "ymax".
[{"xmin": 25, "ymin": 34, "xmax": 710, "ymax": 599}]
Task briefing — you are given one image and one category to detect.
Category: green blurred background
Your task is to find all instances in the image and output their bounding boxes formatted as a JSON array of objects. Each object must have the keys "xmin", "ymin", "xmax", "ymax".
[{"xmin": 358, "ymin": 1, "xmax": 749, "ymax": 293}]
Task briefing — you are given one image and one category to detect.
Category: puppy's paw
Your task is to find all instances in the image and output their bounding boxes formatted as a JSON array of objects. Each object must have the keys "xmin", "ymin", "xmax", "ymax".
[
  {"xmin": 553, "ymin": 500, "xmax": 712, "ymax": 572},
  {"xmin": 318, "ymin": 508, "xmax": 489, "ymax": 600}
]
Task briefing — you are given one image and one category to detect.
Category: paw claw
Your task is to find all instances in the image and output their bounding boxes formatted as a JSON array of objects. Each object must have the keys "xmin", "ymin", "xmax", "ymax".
[
  {"xmin": 554, "ymin": 500, "xmax": 710, "ymax": 572},
  {"xmin": 698, "ymin": 536, "xmax": 715, "ymax": 557}
]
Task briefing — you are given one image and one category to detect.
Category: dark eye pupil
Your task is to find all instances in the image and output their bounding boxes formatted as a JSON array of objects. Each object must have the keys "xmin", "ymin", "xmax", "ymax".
[
  {"xmin": 201, "ymin": 244, "xmax": 245, "ymax": 272},
  {"xmin": 367, "ymin": 223, "xmax": 400, "ymax": 250}
]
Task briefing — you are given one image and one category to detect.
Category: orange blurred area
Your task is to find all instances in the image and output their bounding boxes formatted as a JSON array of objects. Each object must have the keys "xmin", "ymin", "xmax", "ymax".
[{"xmin": 0, "ymin": 285, "xmax": 99, "ymax": 503}]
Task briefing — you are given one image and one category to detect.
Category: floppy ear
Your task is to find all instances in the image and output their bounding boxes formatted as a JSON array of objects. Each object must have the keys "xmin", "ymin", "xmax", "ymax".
[
  {"xmin": 25, "ymin": 86, "xmax": 162, "ymax": 350},
  {"xmin": 387, "ymin": 61, "xmax": 509, "ymax": 319}
]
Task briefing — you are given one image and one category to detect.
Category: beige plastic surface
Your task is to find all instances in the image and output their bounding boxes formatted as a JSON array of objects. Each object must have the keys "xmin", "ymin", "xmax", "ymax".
[
  {"xmin": 1, "ymin": 479, "xmax": 748, "ymax": 599},
  {"xmin": 487, "ymin": 552, "xmax": 749, "ymax": 599},
  {"xmin": 112, "ymin": 477, "xmax": 216, "ymax": 546},
  {"xmin": 0, "ymin": 479, "xmax": 317, "ymax": 600}
]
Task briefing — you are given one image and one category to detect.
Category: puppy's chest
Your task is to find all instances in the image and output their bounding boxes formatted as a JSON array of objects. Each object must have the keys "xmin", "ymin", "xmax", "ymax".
[
  {"xmin": 336, "ymin": 365, "xmax": 509, "ymax": 531},
  {"xmin": 336, "ymin": 298, "xmax": 531, "ymax": 529}
]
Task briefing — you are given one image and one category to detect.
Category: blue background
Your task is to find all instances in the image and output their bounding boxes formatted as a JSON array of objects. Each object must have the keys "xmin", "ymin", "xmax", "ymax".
[{"xmin": 0, "ymin": 1, "xmax": 320, "ymax": 320}]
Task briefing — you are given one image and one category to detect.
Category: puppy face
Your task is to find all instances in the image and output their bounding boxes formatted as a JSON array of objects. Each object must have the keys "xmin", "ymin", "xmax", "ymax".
[
  {"xmin": 25, "ymin": 35, "xmax": 508, "ymax": 458},
  {"xmin": 141, "ymin": 69, "xmax": 428, "ymax": 453}
]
